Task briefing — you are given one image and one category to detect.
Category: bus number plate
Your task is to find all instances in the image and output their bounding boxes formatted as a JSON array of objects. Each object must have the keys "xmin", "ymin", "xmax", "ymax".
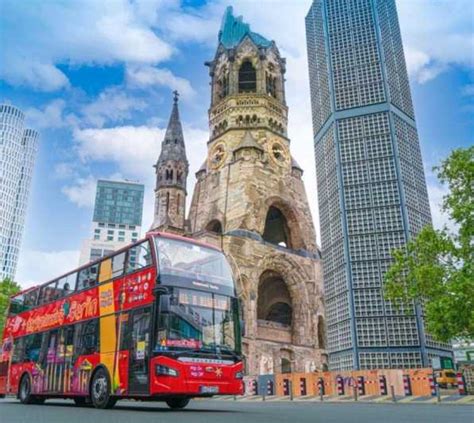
[{"xmin": 200, "ymin": 386, "xmax": 219, "ymax": 394}]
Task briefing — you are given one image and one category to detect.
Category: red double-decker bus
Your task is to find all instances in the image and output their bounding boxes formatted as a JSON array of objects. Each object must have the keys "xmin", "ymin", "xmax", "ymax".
[{"xmin": 0, "ymin": 232, "xmax": 243, "ymax": 409}]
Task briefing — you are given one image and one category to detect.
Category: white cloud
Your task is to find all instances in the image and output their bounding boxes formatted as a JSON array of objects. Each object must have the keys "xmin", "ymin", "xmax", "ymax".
[
  {"xmin": 16, "ymin": 249, "xmax": 80, "ymax": 288},
  {"xmin": 0, "ymin": 0, "xmax": 173, "ymax": 91},
  {"xmin": 24, "ymin": 99, "xmax": 68, "ymax": 129},
  {"xmin": 397, "ymin": 0, "xmax": 474, "ymax": 83},
  {"xmin": 80, "ymin": 86, "xmax": 147, "ymax": 128},
  {"xmin": 126, "ymin": 66, "xmax": 196, "ymax": 100},
  {"xmin": 62, "ymin": 176, "xmax": 97, "ymax": 208}
]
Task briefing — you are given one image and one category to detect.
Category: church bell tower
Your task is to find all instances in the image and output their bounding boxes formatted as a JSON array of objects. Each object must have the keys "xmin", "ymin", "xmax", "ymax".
[{"xmin": 150, "ymin": 91, "xmax": 189, "ymax": 232}]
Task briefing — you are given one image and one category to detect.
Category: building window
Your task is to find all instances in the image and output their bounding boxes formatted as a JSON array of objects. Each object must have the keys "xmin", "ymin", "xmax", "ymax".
[
  {"xmin": 98, "ymin": 223, "xmax": 105, "ymax": 228},
  {"xmin": 107, "ymin": 236, "xmax": 113, "ymax": 241},
  {"xmin": 94, "ymin": 229, "xmax": 100, "ymax": 234},
  {"xmin": 94, "ymin": 235, "xmax": 100, "ymax": 240},
  {"xmin": 107, "ymin": 230, "xmax": 114, "ymax": 235},
  {"xmin": 239, "ymin": 60, "xmax": 257, "ymax": 93},
  {"xmin": 118, "ymin": 237, "xmax": 125, "ymax": 242}
]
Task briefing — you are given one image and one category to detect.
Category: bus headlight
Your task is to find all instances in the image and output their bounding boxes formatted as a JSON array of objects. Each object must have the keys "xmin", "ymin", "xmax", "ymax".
[
  {"xmin": 156, "ymin": 365, "xmax": 179, "ymax": 377},
  {"xmin": 235, "ymin": 371, "xmax": 243, "ymax": 379}
]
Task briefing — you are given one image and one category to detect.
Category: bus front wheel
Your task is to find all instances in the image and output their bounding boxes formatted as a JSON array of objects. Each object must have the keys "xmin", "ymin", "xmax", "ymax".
[
  {"xmin": 166, "ymin": 398, "xmax": 190, "ymax": 410},
  {"xmin": 90, "ymin": 368, "xmax": 117, "ymax": 409},
  {"xmin": 19, "ymin": 375, "xmax": 44, "ymax": 405}
]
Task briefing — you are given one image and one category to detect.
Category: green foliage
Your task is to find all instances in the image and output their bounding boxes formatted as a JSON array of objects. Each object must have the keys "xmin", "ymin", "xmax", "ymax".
[
  {"xmin": 0, "ymin": 278, "xmax": 21, "ymax": 336},
  {"xmin": 384, "ymin": 146, "xmax": 474, "ymax": 342}
]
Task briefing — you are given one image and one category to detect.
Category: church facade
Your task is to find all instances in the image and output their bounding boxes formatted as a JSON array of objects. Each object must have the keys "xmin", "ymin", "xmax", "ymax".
[{"xmin": 152, "ymin": 7, "xmax": 326, "ymax": 376}]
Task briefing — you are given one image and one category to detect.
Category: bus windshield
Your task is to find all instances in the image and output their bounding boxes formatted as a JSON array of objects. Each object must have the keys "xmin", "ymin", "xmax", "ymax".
[
  {"xmin": 155, "ymin": 237, "xmax": 234, "ymax": 291},
  {"xmin": 154, "ymin": 288, "xmax": 240, "ymax": 355}
]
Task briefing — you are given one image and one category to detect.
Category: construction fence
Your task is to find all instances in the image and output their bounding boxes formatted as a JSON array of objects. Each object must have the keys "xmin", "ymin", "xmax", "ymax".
[{"xmin": 243, "ymin": 368, "xmax": 471, "ymax": 397}]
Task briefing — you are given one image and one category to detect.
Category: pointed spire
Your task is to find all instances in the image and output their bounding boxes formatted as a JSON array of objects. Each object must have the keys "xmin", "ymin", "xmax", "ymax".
[
  {"xmin": 162, "ymin": 90, "xmax": 185, "ymax": 149},
  {"xmin": 155, "ymin": 91, "xmax": 189, "ymax": 189}
]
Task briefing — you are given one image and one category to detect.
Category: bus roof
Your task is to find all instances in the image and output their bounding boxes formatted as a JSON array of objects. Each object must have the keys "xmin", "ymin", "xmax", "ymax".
[{"xmin": 10, "ymin": 231, "xmax": 222, "ymax": 300}]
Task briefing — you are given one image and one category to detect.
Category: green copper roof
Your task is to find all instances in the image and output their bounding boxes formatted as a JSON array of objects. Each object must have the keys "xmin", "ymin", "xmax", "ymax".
[{"xmin": 219, "ymin": 6, "xmax": 272, "ymax": 49}]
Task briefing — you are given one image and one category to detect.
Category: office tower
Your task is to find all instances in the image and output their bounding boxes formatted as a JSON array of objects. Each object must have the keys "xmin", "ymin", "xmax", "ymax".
[
  {"xmin": 79, "ymin": 179, "xmax": 144, "ymax": 265},
  {"xmin": 0, "ymin": 104, "xmax": 38, "ymax": 280},
  {"xmin": 306, "ymin": 0, "xmax": 452, "ymax": 369}
]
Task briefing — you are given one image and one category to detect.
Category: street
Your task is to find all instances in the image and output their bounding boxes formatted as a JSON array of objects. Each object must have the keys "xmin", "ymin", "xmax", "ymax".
[{"xmin": 0, "ymin": 398, "xmax": 471, "ymax": 423}]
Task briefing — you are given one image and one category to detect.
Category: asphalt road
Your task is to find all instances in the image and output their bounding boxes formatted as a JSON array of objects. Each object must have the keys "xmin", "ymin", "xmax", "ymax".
[{"xmin": 0, "ymin": 398, "xmax": 471, "ymax": 423}]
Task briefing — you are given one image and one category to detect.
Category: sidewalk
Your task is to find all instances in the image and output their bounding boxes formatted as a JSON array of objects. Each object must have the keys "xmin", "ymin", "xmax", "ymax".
[{"xmin": 213, "ymin": 394, "xmax": 474, "ymax": 405}]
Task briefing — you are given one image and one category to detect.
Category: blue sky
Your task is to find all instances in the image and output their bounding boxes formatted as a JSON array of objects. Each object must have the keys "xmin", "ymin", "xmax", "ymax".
[{"xmin": 0, "ymin": 0, "xmax": 473, "ymax": 287}]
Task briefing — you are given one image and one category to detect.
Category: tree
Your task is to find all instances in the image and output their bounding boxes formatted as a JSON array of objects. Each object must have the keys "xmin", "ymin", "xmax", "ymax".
[
  {"xmin": 384, "ymin": 146, "xmax": 474, "ymax": 342},
  {"xmin": 0, "ymin": 278, "xmax": 21, "ymax": 336}
]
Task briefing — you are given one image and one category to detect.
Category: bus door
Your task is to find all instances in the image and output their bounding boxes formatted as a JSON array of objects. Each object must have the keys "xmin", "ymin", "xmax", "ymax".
[
  {"xmin": 128, "ymin": 307, "xmax": 151, "ymax": 394},
  {"xmin": 41, "ymin": 329, "xmax": 59, "ymax": 392}
]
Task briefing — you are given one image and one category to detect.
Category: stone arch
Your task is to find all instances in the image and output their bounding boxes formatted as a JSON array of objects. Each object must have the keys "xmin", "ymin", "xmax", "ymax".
[
  {"xmin": 262, "ymin": 206, "xmax": 291, "ymax": 248},
  {"xmin": 258, "ymin": 253, "xmax": 312, "ymax": 344},
  {"xmin": 279, "ymin": 349, "xmax": 294, "ymax": 374},
  {"xmin": 260, "ymin": 197, "xmax": 307, "ymax": 250},
  {"xmin": 205, "ymin": 219, "xmax": 223, "ymax": 234},
  {"xmin": 257, "ymin": 270, "xmax": 292, "ymax": 327}
]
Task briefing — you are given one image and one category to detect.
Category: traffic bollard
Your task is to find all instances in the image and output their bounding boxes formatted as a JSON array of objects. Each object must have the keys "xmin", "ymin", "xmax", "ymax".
[{"xmin": 391, "ymin": 385, "xmax": 396, "ymax": 403}]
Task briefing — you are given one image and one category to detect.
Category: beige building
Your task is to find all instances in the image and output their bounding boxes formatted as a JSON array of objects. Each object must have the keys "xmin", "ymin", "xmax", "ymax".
[{"xmin": 151, "ymin": 7, "xmax": 326, "ymax": 375}]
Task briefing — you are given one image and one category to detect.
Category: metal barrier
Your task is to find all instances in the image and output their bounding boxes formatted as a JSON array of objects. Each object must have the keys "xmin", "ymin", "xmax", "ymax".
[
  {"xmin": 317, "ymin": 377, "xmax": 325, "ymax": 396},
  {"xmin": 428, "ymin": 374, "xmax": 436, "ymax": 396},
  {"xmin": 402, "ymin": 374, "xmax": 412, "ymax": 396},
  {"xmin": 357, "ymin": 376, "xmax": 365, "ymax": 396},
  {"xmin": 457, "ymin": 372, "xmax": 467, "ymax": 396},
  {"xmin": 300, "ymin": 378, "xmax": 307, "ymax": 396},
  {"xmin": 266, "ymin": 379, "xmax": 274, "ymax": 396},
  {"xmin": 336, "ymin": 375, "xmax": 345, "ymax": 395},
  {"xmin": 378, "ymin": 374, "xmax": 388, "ymax": 395}
]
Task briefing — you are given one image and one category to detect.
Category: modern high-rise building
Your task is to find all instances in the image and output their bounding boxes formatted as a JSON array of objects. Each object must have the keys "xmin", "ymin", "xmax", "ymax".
[
  {"xmin": 0, "ymin": 104, "xmax": 39, "ymax": 280},
  {"xmin": 305, "ymin": 0, "xmax": 452, "ymax": 369},
  {"xmin": 79, "ymin": 179, "xmax": 144, "ymax": 265}
]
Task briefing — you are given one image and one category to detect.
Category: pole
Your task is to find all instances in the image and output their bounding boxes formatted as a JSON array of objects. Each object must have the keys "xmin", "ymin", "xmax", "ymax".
[
  {"xmin": 391, "ymin": 385, "xmax": 396, "ymax": 403},
  {"xmin": 319, "ymin": 384, "xmax": 324, "ymax": 402},
  {"xmin": 354, "ymin": 384, "xmax": 358, "ymax": 401},
  {"xmin": 436, "ymin": 384, "xmax": 441, "ymax": 403},
  {"xmin": 289, "ymin": 380, "xmax": 293, "ymax": 401}
]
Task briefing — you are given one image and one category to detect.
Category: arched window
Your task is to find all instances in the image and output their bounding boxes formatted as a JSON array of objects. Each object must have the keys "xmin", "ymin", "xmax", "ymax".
[
  {"xmin": 266, "ymin": 302, "xmax": 292, "ymax": 326},
  {"xmin": 266, "ymin": 73, "xmax": 276, "ymax": 97},
  {"xmin": 166, "ymin": 192, "xmax": 170, "ymax": 214},
  {"xmin": 281, "ymin": 358, "xmax": 291, "ymax": 374},
  {"xmin": 239, "ymin": 60, "xmax": 256, "ymax": 93},
  {"xmin": 263, "ymin": 206, "xmax": 291, "ymax": 248},
  {"xmin": 220, "ymin": 74, "xmax": 229, "ymax": 98},
  {"xmin": 318, "ymin": 316, "xmax": 326, "ymax": 349},
  {"xmin": 257, "ymin": 272, "xmax": 292, "ymax": 327},
  {"xmin": 206, "ymin": 219, "xmax": 223, "ymax": 234},
  {"xmin": 165, "ymin": 169, "xmax": 173, "ymax": 181}
]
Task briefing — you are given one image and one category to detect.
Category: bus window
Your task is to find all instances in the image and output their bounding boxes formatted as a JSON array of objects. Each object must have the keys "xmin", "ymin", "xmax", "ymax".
[
  {"xmin": 126, "ymin": 241, "xmax": 152, "ymax": 273},
  {"xmin": 24, "ymin": 333, "xmax": 42, "ymax": 363},
  {"xmin": 24, "ymin": 289, "xmax": 39, "ymax": 309},
  {"xmin": 39, "ymin": 280, "xmax": 59, "ymax": 305},
  {"xmin": 77, "ymin": 263, "xmax": 100, "ymax": 291},
  {"xmin": 76, "ymin": 320, "xmax": 99, "ymax": 355},
  {"xmin": 112, "ymin": 252, "xmax": 126, "ymax": 278},
  {"xmin": 12, "ymin": 337, "xmax": 26, "ymax": 364},
  {"xmin": 57, "ymin": 273, "xmax": 77, "ymax": 298},
  {"xmin": 8, "ymin": 294, "xmax": 25, "ymax": 315}
]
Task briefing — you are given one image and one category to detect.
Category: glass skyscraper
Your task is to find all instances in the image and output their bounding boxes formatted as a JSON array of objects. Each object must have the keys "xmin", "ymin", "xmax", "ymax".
[
  {"xmin": 305, "ymin": 0, "xmax": 452, "ymax": 369},
  {"xmin": 79, "ymin": 180, "xmax": 144, "ymax": 265},
  {"xmin": 0, "ymin": 104, "xmax": 38, "ymax": 280}
]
